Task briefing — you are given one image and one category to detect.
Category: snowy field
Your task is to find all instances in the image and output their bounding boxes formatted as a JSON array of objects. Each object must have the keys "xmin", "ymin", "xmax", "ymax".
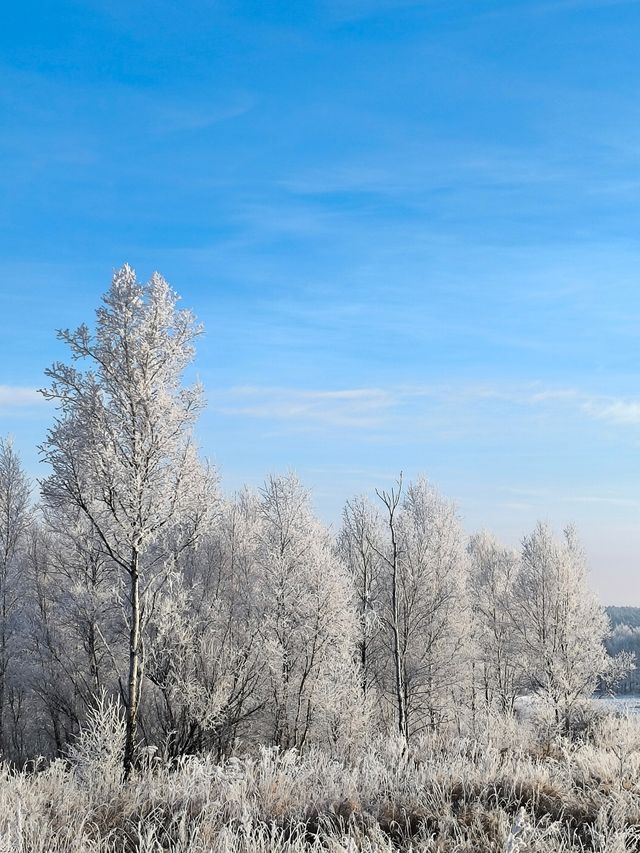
[
  {"xmin": 594, "ymin": 694, "xmax": 640, "ymax": 714},
  {"xmin": 515, "ymin": 694, "xmax": 640, "ymax": 719}
]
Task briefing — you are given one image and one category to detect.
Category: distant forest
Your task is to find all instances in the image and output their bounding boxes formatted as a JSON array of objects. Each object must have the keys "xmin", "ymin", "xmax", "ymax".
[
  {"xmin": 606, "ymin": 606, "xmax": 640, "ymax": 693},
  {"xmin": 607, "ymin": 606, "xmax": 640, "ymax": 629}
]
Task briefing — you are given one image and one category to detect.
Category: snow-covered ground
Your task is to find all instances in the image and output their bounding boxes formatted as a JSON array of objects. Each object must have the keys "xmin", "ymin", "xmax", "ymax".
[
  {"xmin": 514, "ymin": 693, "xmax": 640, "ymax": 718},
  {"xmin": 593, "ymin": 694, "xmax": 640, "ymax": 714}
]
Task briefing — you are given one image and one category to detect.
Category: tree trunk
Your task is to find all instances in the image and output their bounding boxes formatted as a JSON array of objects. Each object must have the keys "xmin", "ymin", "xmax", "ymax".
[
  {"xmin": 124, "ymin": 549, "xmax": 141, "ymax": 778},
  {"xmin": 0, "ymin": 555, "xmax": 6, "ymax": 757},
  {"xmin": 360, "ymin": 557, "xmax": 368, "ymax": 695},
  {"xmin": 389, "ymin": 518, "xmax": 407, "ymax": 739}
]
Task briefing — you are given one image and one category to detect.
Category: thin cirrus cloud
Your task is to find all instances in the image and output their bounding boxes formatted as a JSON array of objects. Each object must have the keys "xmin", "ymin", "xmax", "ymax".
[
  {"xmin": 216, "ymin": 386, "xmax": 396, "ymax": 428},
  {"xmin": 0, "ymin": 386, "xmax": 44, "ymax": 410},
  {"xmin": 213, "ymin": 383, "xmax": 640, "ymax": 431},
  {"xmin": 500, "ymin": 485, "xmax": 640, "ymax": 510},
  {"xmin": 581, "ymin": 399, "xmax": 640, "ymax": 425}
]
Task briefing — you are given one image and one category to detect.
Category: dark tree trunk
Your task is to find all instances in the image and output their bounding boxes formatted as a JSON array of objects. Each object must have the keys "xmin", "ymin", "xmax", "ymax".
[{"xmin": 124, "ymin": 548, "xmax": 141, "ymax": 779}]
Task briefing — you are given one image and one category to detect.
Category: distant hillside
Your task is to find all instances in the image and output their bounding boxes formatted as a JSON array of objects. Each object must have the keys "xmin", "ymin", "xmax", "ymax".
[{"xmin": 606, "ymin": 606, "xmax": 640, "ymax": 629}]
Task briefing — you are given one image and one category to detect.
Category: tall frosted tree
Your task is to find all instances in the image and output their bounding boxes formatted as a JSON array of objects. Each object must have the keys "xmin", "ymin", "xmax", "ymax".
[
  {"xmin": 372, "ymin": 477, "xmax": 408, "ymax": 738},
  {"xmin": 397, "ymin": 478, "xmax": 469, "ymax": 735},
  {"xmin": 467, "ymin": 531, "xmax": 522, "ymax": 716},
  {"xmin": 512, "ymin": 523, "xmax": 626, "ymax": 730},
  {"xmin": 257, "ymin": 474, "xmax": 363, "ymax": 752},
  {"xmin": 146, "ymin": 490, "xmax": 266, "ymax": 758},
  {"xmin": 40, "ymin": 265, "xmax": 206, "ymax": 775},
  {"xmin": 338, "ymin": 495, "xmax": 385, "ymax": 699},
  {"xmin": 0, "ymin": 438, "xmax": 30, "ymax": 756},
  {"xmin": 370, "ymin": 476, "xmax": 469, "ymax": 738}
]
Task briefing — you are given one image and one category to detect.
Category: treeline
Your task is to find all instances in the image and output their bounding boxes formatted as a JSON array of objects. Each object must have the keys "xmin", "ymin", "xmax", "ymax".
[
  {"xmin": 605, "ymin": 608, "xmax": 640, "ymax": 694},
  {"xmin": 607, "ymin": 606, "xmax": 640, "ymax": 629},
  {"xmin": 0, "ymin": 267, "xmax": 633, "ymax": 772}
]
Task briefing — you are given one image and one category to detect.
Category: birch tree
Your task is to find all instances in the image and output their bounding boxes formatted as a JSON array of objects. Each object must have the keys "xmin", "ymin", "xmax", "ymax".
[
  {"xmin": 338, "ymin": 495, "xmax": 385, "ymax": 700},
  {"xmin": 397, "ymin": 478, "xmax": 469, "ymax": 735},
  {"xmin": 146, "ymin": 491, "xmax": 266, "ymax": 758},
  {"xmin": 40, "ymin": 265, "xmax": 207, "ymax": 775},
  {"xmin": 369, "ymin": 476, "xmax": 469, "ymax": 738},
  {"xmin": 512, "ymin": 522, "xmax": 627, "ymax": 731},
  {"xmin": 257, "ymin": 474, "xmax": 363, "ymax": 752},
  {"xmin": 24, "ymin": 521, "xmax": 81, "ymax": 756},
  {"xmin": 45, "ymin": 507, "xmax": 122, "ymax": 698},
  {"xmin": 373, "ymin": 477, "xmax": 407, "ymax": 738},
  {"xmin": 467, "ymin": 531, "xmax": 522, "ymax": 715},
  {"xmin": 0, "ymin": 438, "xmax": 30, "ymax": 757}
]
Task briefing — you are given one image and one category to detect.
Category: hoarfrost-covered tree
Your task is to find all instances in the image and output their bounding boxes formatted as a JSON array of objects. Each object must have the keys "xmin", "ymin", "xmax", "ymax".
[
  {"xmin": 0, "ymin": 438, "xmax": 30, "ymax": 757},
  {"xmin": 44, "ymin": 507, "xmax": 122, "ymax": 705},
  {"xmin": 372, "ymin": 477, "xmax": 407, "ymax": 737},
  {"xmin": 257, "ymin": 474, "xmax": 364, "ymax": 752},
  {"xmin": 17, "ymin": 511, "xmax": 125, "ymax": 761},
  {"xmin": 23, "ymin": 522, "xmax": 75, "ymax": 756},
  {"xmin": 40, "ymin": 265, "xmax": 209, "ymax": 775},
  {"xmin": 146, "ymin": 491, "xmax": 266, "ymax": 758},
  {"xmin": 467, "ymin": 531, "xmax": 522, "ymax": 716},
  {"xmin": 367, "ymin": 476, "xmax": 469, "ymax": 739},
  {"xmin": 338, "ymin": 495, "xmax": 385, "ymax": 699},
  {"xmin": 395, "ymin": 478, "xmax": 469, "ymax": 735},
  {"xmin": 512, "ymin": 522, "xmax": 628, "ymax": 730}
]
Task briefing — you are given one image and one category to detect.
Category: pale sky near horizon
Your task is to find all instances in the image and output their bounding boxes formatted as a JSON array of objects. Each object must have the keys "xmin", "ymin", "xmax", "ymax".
[{"xmin": 1, "ymin": 0, "xmax": 640, "ymax": 604}]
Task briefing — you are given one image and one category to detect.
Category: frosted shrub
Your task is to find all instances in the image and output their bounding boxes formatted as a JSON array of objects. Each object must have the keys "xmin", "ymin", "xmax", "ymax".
[
  {"xmin": 594, "ymin": 711, "xmax": 640, "ymax": 781},
  {"xmin": 527, "ymin": 696, "xmax": 601, "ymax": 748},
  {"xmin": 67, "ymin": 690, "xmax": 125, "ymax": 789},
  {"xmin": 476, "ymin": 707, "xmax": 530, "ymax": 753}
]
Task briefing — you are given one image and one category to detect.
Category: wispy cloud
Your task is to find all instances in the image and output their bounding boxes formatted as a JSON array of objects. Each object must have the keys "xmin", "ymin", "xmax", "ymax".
[
  {"xmin": 0, "ymin": 386, "xmax": 43, "ymax": 409},
  {"xmin": 499, "ymin": 501, "xmax": 535, "ymax": 513},
  {"xmin": 499, "ymin": 484, "xmax": 640, "ymax": 509},
  {"xmin": 568, "ymin": 494, "xmax": 640, "ymax": 507},
  {"xmin": 212, "ymin": 382, "xmax": 537, "ymax": 431},
  {"xmin": 211, "ymin": 382, "xmax": 640, "ymax": 434},
  {"xmin": 581, "ymin": 398, "xmax": 640, "ymax": 425},
  {"xmin": 217, "ymin": 386, "xmax": 395, "ymax": 428}
]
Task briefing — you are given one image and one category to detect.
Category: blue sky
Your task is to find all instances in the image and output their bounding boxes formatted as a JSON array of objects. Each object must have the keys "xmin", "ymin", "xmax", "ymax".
[{"xmin": 2, "ymin": 0, "xmax": 640, "ymax": 603}]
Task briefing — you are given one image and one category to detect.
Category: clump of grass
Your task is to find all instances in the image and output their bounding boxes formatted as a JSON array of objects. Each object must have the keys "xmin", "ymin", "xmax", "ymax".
[{"xmin": 0, "ymin": 705, "xmax": 640, "ymax": 852}]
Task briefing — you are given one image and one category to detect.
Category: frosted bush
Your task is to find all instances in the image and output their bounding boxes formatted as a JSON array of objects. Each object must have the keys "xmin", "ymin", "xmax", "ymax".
[
  {"xmin": 67, "ymin": 690, "xmax": 125, "ymax": 790},
  {"xmin": 593, "ymin": 711, "xmax": 640, "ymax": 780}
]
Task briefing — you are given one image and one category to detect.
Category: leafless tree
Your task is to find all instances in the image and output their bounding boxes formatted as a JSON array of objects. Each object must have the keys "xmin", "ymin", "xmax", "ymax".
[{"xmin": 40, "ymin": 266, "xmax": 209, "ymax": 775}]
